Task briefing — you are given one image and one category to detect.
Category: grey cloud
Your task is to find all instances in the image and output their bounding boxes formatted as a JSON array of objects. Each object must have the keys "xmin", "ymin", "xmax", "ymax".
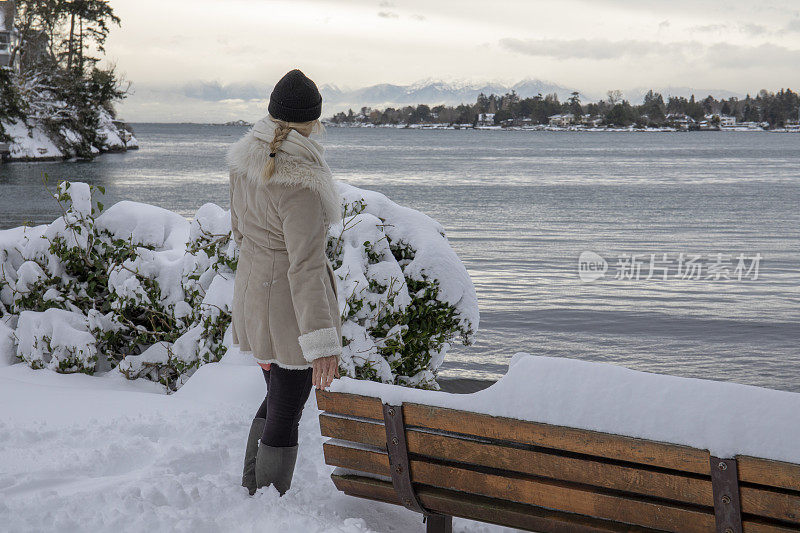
[
  {"xmin": 574, "ymin": 0, "xmax": 796, "ymax": 19},
  {"xmin": 499, "ymin": 37, "xmax": 800, "ymax": 70},
  {"xmin": 740, "ymin": 23, "xmax": 768, "ymax": 35},
  {"xmin": 499, "ymin": 38, "xmax": 688, "ymax": 60},
  {"xmin": 704, "ymin": 42, "xmax": 800, "ymax": 68},
  {"xmin": 411, "ymin": 13, "xmax": 426, "ymax": 21},
  {"xmin": 785, "ymin": 19, "xmax": 800, "ymax": 32},
  {"xmin": 690, "ymin": 23, "xmax": 729, "ymax": 32},
  {"xmin": 659, "ymin": 20, "xmax": 670, "ymax": 29},
  {"xmin": 691, "ymin": 22, "xmax": 774, "ymax": 36},
  {"xmin": 377, "ymin": 10, "xmax": 399, "ymax": 18},
  {"xmin": 180, "ymin": 81, "xmax": 267, "ymax": 101}
]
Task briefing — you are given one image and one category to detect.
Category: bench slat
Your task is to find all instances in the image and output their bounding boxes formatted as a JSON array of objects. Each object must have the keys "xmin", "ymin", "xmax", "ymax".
[
  {"xmin": 320, "ymin": 413, "xmax": 800, "ymax": 525},
  {"xmin": 317, "ymin": 390, "xmax": 800, "ymax": 492},
  {"xmin": 407, "ymin": 425, "xmax": 713, "ymax": 507},
  {"xmin": 320, "ymin": 413, "xmax": 711, "ymax": 505},
  {"xmin": 331, "ymin": 473, "xmax": 664, "ymax": 533},
  {"xmin": 317, "ymin": 390, "xmax": 382, "ymax": 420},
  {"xmin": 317, "ymin": 391, "xmax": 709, "ymax": 474},
  {"xmin": 739, "ymin": 456, "xmax": 800, "ymax": 493},
  {"xmin": 324, "ymin": 442, "xmax": 715, "ymax": 532}
]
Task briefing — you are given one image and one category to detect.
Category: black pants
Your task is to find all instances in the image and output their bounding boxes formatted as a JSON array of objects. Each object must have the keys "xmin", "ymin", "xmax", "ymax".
[{"xmin": 254, "ymin": 365, "xmax": 313, "ymax": 447}]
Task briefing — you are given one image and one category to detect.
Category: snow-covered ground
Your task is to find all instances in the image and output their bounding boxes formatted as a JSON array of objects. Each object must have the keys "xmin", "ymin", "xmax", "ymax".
[
  {"xmin": 2, "ymin": 344, "xmax": 798, "ymax": 531},
  {"xmin": 0, "ymin": 348, "xmax": 512, "ymax": 533}
]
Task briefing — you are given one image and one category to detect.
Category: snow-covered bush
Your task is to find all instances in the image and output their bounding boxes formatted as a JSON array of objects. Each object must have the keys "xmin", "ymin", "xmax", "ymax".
[
  {"xmin": 0, "ymin": 180, "xmax": 478, "ymax": 390},
  {"xmin": 16, "ymin": 308, "xmax": 98, "ymax": 372},
  {"xmin": 331, "ymin": 184, "xmax": 478, "ymax": 388}
]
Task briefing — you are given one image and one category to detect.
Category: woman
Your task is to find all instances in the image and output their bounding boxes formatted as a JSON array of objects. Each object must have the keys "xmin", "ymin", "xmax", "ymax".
[{"xmin": 226, "ymin": 69, "xmax": 343, "ymax": 496}]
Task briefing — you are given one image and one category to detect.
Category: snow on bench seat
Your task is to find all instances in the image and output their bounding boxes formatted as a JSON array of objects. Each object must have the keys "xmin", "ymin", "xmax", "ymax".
[{"xmin": 329, "ymin": 353, "xmax": 800, "ymax": 465}]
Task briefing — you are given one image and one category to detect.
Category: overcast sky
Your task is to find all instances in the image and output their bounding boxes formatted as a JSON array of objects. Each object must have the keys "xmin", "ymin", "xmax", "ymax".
[{"xmin": 104, "ymin": 0, "xmax": 800, "ymax": 122}]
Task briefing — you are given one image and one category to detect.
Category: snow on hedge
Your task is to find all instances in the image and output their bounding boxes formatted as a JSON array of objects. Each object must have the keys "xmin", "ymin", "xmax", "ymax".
[
  {"xmin": 332, "ymin": 353, "xmax": 800, "ymax": 464},
  {"xmin": 0, "ymin": 180, "xmax": 478, "ymax": 390}
]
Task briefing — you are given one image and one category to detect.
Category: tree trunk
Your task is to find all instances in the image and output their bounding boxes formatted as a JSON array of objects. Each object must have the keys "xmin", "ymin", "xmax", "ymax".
[
  {"xmin": 78, "ymin": 17, "xmax": 83, "ymax": 73},
  {"xmin": 68, "ymin": 11, "xmax": 75, "ymax": 70},
  {"xmin": 9, "ymin": 19, "xmax": 31, "ymax": 68}
]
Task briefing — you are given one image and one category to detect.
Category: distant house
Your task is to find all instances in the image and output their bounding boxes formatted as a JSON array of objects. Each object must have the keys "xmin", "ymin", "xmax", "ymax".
[
  {"xmin": 703, "ymin": 114, "xmax": 737, "ymax": 128},
  {"xmin": 477, "ymin": 113, "xmax": 495, "ymax": 126},
  {"xmin": 784, "ymin": 108, "xmax": 799, "ymax": 131},
  {"xmin": 0, "ymin": 0, "xmax": 17, "ymax": 69},
  {"xmin": 548, "ymin": 113, "xmax": 575, "ymax": 127},
  {"xmin": 580, "ymin": 115, "xmax": 603, "ymax": 127},
  {"xmin": 665, "ymin": 113, "xmax": 696, "ymax": 130},
  {"xmin": 738, "ymin": 121, "xmax": 764, "ymax": 130}
]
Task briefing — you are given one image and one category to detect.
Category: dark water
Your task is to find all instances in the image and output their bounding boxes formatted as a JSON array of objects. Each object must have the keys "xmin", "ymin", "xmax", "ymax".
[{"xmin": 1, "ymin": 125, "xmax": 799, "ymax": 391}]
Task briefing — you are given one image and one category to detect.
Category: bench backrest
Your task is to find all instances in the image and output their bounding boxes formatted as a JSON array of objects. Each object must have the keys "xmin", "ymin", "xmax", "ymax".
[{"xmin": 317, "ymin": 389, "xmax": 800, "ymax": 533}]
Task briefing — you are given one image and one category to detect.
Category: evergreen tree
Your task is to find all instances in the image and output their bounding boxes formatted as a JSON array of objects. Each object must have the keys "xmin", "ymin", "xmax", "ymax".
[
  {"xmin": 605, "ymin": 101, "xmax": 637, "ymax": 126},
  {"xmin": 476, "ymin": 92, "xmax": 490, "ymax": 113},
  {"xmin": 641, "ymin": 90, "xmax": 665, "ymax": 123},
  {"xmin": 568, "ymin": 91, "xmax": 582, "ymax": 117}
]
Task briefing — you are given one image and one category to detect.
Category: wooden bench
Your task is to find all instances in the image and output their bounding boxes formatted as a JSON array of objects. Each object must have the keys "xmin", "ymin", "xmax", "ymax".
[{"xmin": 316, "ymin": 389, "xmax": 800, "ymax": 533}]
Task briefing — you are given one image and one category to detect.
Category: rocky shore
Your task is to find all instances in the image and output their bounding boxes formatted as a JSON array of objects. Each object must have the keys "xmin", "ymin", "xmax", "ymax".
[{"xmin": 1, "ymin": 108, "xmax": 138, "ymax": 163}]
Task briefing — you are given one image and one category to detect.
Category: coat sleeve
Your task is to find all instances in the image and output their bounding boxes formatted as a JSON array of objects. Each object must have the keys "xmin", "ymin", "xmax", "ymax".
[
  {"xmin": 229, "ymin": 171, "xmax": 243, "ymax": 248},
  {"xmin": 277, "ymin": 185, "xmax": 342, "ymax": 363}
]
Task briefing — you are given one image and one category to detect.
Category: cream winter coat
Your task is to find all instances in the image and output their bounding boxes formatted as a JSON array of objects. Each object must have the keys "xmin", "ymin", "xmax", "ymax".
[{"xmin": 227, "ymin": 116, "xmax": 343, "ymax": 369}]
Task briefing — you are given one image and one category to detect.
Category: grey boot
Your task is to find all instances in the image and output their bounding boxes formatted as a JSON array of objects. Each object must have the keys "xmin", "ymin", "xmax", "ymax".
[
  {"xmin": 254, "ymin": 442, "xmax": 299, "ymax": 496},
  {"xmin": 241, "ymin": 418, "xmax": 266, "ymax": 495}
]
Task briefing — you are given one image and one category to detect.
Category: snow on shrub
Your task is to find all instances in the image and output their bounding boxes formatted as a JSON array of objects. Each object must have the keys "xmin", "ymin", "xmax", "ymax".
[
  {"xmin": 16, "ymin": 308, "xmax": 98, "ymax": 372},
  {"xmin": 0, "ymin": 180, "xmax": 478, "ymax": 391},
  {"xmin": 0, "ymin": 317, "xmax": 18, "ymax": 367},
  {"xmin": 331, "ymin": 183, "xmax": 479, "ymax": 388}
]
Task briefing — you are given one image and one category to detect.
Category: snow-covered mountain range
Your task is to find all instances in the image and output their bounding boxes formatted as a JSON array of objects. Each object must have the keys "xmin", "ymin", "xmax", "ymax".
[
  {"xmin": 319, "ymin": 78, "xmax": 578, "ymax": 113},
  {"xmin": 123, "ymin": 78, "xmax": 748, "ymax": 122},
  {"xmin": 317, "ymin": 79, "xmax": 745, "ymax": 115}
]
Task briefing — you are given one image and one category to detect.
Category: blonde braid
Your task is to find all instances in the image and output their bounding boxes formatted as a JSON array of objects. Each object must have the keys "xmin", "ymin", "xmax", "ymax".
[{"xmin": 263, "ymin": 121, "xmax": 292, "ymax": 181}]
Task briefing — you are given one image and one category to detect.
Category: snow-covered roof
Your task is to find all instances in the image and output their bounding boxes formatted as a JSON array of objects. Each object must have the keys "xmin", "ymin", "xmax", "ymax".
[{"xmin": 666, "ymin": 113, "xmax": 695, "ymax": 122}]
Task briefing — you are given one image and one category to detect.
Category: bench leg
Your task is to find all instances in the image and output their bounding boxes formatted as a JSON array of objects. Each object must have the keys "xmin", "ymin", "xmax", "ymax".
[{"xmin": 425, "ymin": 514, "xmax": 452, "ymax": 533}]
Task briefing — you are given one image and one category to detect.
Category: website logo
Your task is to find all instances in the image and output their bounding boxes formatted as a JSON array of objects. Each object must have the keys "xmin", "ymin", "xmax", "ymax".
[{"xmin": 578, "ymin": 251, "xmax": 608, "ymax": 282}]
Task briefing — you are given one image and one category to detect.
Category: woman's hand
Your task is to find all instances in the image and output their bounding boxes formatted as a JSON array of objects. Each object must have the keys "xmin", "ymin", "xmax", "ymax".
[{"xmin": 312, "ymin": 355, "xmax": 340, "ymax": 390}]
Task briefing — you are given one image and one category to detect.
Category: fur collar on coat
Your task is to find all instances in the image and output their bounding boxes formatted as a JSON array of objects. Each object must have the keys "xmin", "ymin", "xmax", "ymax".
[{"xmin": 226, "ymin": 116, "xmax": 343, "ymax": 226}]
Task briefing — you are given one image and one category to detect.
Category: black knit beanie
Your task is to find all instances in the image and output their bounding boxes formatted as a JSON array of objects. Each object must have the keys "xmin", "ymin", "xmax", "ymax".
[{"xmin": 268, "ymin": 69, "xmax": 323, "ymax": 122}]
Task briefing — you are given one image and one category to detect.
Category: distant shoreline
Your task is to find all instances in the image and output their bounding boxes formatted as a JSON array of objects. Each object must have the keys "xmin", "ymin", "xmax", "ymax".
[
  {"xmin": 125, "ymin": 122, "xmax": 800, "ymax": 133},
  {"xmin": 321, "ymin": 123, "xmax": 800, "ymax": 133}
]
